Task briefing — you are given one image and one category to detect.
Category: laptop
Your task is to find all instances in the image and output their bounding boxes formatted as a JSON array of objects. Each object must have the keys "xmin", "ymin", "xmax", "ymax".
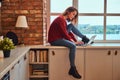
[{"xmin": 77, "ymin": 35, "xmax": 96, "ymax": 46}]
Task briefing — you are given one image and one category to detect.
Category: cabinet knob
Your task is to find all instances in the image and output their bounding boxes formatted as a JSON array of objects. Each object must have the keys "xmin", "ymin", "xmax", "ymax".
[
  {"xmin": 17, "ymin": 60, "xmax": 20, "ymax": 64},
  {"xmin": 11, "ymin": 65, "xmax": 14, "ymax": 70},
  {"xmin": 52, "ymin": 51, "xmax": 55, "ymax": 56},
  {"xmin": 24, "ymin": 54, "xmax": 27, "ymax": 60},
  {"xmin": 114, "ymin": 50, "xmax": 117, "ymax": 55},
  {"xmin": 108, "ymin": 51, "xmax": 111, "ymax": 55}
]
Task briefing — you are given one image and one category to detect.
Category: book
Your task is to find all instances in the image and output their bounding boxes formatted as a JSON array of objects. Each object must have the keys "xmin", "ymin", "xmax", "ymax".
[
  {"xmin": 40, "ymin": 51, "xmax": 44, "ymax": 62},
  {"xmin": 36, "ymin": 51, "xmax": 40, "ymax": 62},
  {"xmin": 43, "ymin": 50, "xmax": 48, "ymax": 62},
  {"xmin": 29, "ymin": 50, "xmax": 35, "ymax": 62},
  {"xmin": 32, "ymin": 70, "xmax": 44, "ymax": 75}
]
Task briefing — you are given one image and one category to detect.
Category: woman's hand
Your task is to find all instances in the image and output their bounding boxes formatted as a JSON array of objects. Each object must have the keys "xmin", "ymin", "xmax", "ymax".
[
  {"xmin": 71, "ymin": 19, "xmax": 76, "ymax": 25},
  {"xmin": 70, "ymin": 39, "xmax": 84, "ymax": 45}
]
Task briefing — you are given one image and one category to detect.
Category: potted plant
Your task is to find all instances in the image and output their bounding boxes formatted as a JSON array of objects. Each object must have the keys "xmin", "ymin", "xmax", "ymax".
[{"xmin": 0, "ymin": 37, "xmax": 15, "ymax": 58}]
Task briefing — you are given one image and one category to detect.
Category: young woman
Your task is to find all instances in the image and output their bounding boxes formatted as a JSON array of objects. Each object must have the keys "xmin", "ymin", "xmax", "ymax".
[{"xmin": 48, "ymin": 6, "xmax": 89, "ymax": 79}]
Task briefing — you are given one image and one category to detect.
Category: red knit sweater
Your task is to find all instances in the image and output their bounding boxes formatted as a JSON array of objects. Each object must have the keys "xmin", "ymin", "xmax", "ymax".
[{"xmin": 48, "ymin": 16, "xmax": 73, "ymax": 43}]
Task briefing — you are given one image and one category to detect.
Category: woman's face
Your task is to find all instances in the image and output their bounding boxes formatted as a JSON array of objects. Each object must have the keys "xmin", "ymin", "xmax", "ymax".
[{"xmin": 67, "ymin": 11, "xmax": 77, "ymax": 21}]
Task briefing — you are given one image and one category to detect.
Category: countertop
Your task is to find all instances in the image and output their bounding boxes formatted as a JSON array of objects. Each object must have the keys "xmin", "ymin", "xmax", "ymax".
[
  {"xmin": 29, "ymin": 43, "xmax": 120, "ymax": 49},
  {"xmin": 0, "ymin": 46, "xmax": 30, "ymax": 79},
  {"xmin": 86, "ymin": 43, "xmax": 120, "ymax": 49}
]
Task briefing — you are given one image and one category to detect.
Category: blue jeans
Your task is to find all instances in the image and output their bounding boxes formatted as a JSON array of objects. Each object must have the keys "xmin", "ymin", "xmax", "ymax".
[
  {"xmin": 50, "ymin": 39, "xmax": 76, "ymax": 67},
  {"xmin": 67, "ymin": 23, "xmax": 84, "ymax": 38},
  {"xmin": 50, "ymin": 24, "xmax": 83, "ymax": 67}
]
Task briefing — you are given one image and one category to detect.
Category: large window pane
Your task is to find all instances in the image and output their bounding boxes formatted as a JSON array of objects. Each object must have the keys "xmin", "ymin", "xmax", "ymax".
[
  {"xmin": 107, "ymin": 0, "xmax": 120, "ymax": 13},
  {"xmin": 78, "ymin": 0, "xmax": 104, "ymax": 13},
  {"xmin": 78, "ymin": 16, "xmax": 104, "ymax": 40},
  {"xmin": 50, "ymin": 0, "xmax": 72, "ymax": 13},
  {"xmin": 106, "ymin": 16, "xmax": 120, "ymax": 40}
]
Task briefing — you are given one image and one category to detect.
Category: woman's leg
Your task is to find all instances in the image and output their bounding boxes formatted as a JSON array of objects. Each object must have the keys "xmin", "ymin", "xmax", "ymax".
[
  {"xmin": 50, "ymin": 39, "xmax": 81, "ymax": 79},
  {"xmin": 67, "ymin": 23, "xmax": 84, "ymax": 38},
  {"xmin": 67, "ymin": 24, "xmax": 90, "ymax": 43},
  {"xmin": 50, "ymin": 39, "xmax": 76, "ymax": 67}
]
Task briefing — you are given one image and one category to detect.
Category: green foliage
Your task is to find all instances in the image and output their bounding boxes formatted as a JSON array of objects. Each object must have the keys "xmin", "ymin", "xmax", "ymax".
[
  {"xmin": 78, "ymin": 24, "xmax": 120, "ymax": 34},
  {"xmin": 0, "ymin": 37, "xmax": 15, "ymax": 50}
]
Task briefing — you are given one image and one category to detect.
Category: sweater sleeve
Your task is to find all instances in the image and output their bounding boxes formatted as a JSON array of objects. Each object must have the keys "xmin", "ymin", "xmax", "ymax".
[
  {"xmin": 68, "ymin": 32, "xmax": 77, "ymax": 42},
  {"xmin": 57, "ymin": 18, "xmax": 72, "ymax": 41}
]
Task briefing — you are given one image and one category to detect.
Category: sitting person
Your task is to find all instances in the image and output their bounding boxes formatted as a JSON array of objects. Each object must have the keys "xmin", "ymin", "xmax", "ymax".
[{"xmin": 48, "ymin": 6, "xmax": 89, "ymax": 79}]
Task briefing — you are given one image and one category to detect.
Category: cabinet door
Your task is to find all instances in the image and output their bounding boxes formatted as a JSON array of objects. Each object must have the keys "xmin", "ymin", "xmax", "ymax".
[
  {"xmin": 113, "ymin": 49, "xmax": 120, "ymax": 80},
  {"xmin": 19, "ymin": 58, "xmax": 23, "ymax": 80},
  {"xmin": 10, "ymin": 53, "xmax": 29, "ymax": 80},
  {"xmin": 24, "ymin": 53, "xmax": 29, "ymax": 80},
  {"xmin": 49, "ymin": 48, "xmax": 84, "ymax": 80},
  {"xmin": 85, "ymin": 49, "xmax": 112, "ymax": 80},
  {"xmin": 10, "ymin": 62, "xmax": 19, "ymax": 80},
  {"xmin": 19, "ymin": 53, "xmax": 29, "ymax": 80}
]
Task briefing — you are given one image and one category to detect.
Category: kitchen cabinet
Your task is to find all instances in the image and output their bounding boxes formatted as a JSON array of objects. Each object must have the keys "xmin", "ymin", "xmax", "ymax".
[
  {"xmin": 0, "ymin": 47, "xmax": 30, "ymax": 80},
  {"xmin": 10, "ymin": 52, "xmax": 29, "ymax": 80},
  {"xmin": 10, "ymin": 61, "xmax": 20, "ymax": 80},
  {"xmin": 49, "ymin": 48, "xmax": 84, "ymax": 80},
  {"xmin": 19, "ymin": 54, "xmax": 29, "ymax": 80},
  {"xmin": 85, "ymin": 48, "xmax": 120, "ymax": 80},
  {"xmin": 112, "ymin": 49, "xmax": 120, "ymax": 80}
]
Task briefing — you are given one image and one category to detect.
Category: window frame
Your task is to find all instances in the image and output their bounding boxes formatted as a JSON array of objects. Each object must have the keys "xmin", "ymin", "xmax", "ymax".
[{"xmin": 47, "ymin": 0, "xmax": 120, "ymax": 43}]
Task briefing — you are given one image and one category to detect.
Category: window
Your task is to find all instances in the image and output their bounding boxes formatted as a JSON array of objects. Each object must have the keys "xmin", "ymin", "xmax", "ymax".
[
  {"xmin": 50, "ymin": 0, "xmax": 72, "ymax": 13},
  {"xmin": 50, "ymin": 0, "xmax": 72, "ymax": 23},
  {"xmin": 107, "ymin": 0, "xmax": 120, "ymax": 13},
  {"xmin": 106, "ymin": 16, "xmax": 120, "ymax": 40},
  {"xmin": 78, "ymin": 16, "xmax": 104, "ymax": 40},
  {"xmin": 48, "ymin": 0, "xmax": 120, "ymax": 42},
  {"xmin": 78, "ymin": 0, "xmax": 104, "ymax": 13}
]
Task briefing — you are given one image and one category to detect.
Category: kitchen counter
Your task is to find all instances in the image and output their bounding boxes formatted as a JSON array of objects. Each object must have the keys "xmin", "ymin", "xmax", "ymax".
[
  {"xmin": 86, "ymin": 43, "xmax": 120, "ymax": 49},
  {"xmin": 29, "ymin": 43, "xmax": 120, "ymax": 49},
  {"xmin": 92, "ymin": 43, "xmax": 120, "ymax": 46},
  {"xmin": 0, "ymin": 43, "xmax": 120, "ymax": 79},
  {"xmin": 0, "ymin": 46, "xmax": 30, "ymax": 79}
]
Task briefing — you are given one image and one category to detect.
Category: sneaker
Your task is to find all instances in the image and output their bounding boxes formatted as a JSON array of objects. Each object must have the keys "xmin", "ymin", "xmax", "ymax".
[{"xmin": 82, "ymin": 36, "xmax": 89, "ymax": 43}]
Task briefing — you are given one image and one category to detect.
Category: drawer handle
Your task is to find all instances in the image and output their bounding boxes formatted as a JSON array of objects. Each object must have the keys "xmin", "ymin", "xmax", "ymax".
[
  {"xmin": 24, "ymin": 55, "xmax": 27, "ymax": 60},
  {"xmin": 108, "ymin": 51, "xmax": 111, "ymax": 55},
  {"xmin": 11, "ymin": 66, "xmax": 14, "ymax": 70},
  {"xmin": 115, "ymin": 50, "xmax": 117, "ymax": 55},
  {"xmin": 52, "ymin": 51, "xmax": 55, "ymax": 56},
  {"xmin": 17, "ymin": 60, "xmax": 20, "ymax": 64}
]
